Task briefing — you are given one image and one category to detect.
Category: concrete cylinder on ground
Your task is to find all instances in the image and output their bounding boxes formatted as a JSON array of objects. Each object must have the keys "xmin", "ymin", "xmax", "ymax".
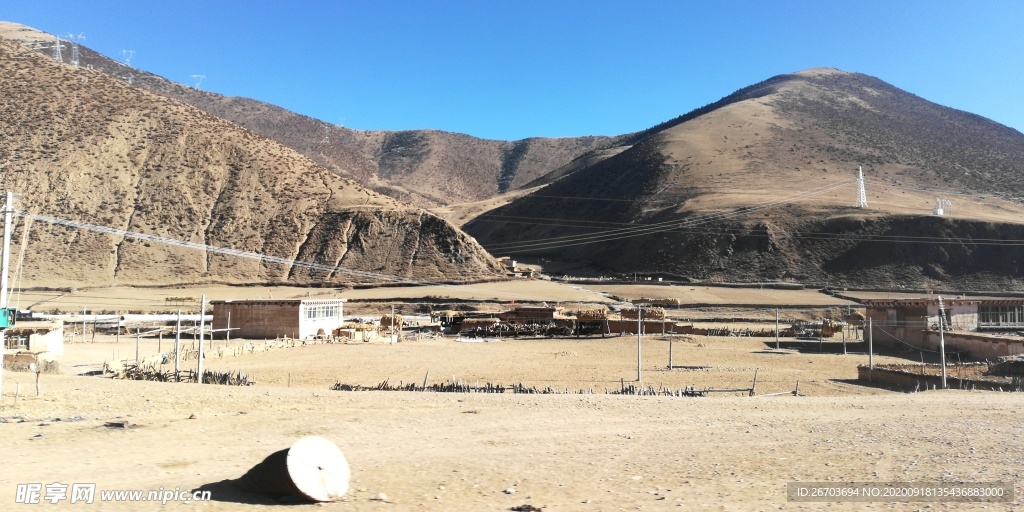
[{"xmin": 238, "ymin": 436, "xmax": 350, "ymax": 502}]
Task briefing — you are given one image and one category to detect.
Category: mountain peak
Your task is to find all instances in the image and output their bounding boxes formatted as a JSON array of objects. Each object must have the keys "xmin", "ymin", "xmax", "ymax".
[{"xmin": 466, "ymin": 69, "xmax": 1024, "ymax": 288}]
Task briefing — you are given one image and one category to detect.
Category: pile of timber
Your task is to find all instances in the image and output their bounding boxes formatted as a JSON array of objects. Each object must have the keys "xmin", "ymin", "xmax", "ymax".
[
  {"xmin": 575, "ymin": 308, "xmax": 609, "ymax": 320},
  {"xmin": 379, "ymin": 314, "xmax": 403, "ymax": 330},
  {"xmin": 103, "ymin": 361, "xmax": 253, "ymax": 385},
  {"xmin": 632, "ymin": 298, "xmax": 681, "ymax": 307},
  {"xmin": 620, "ymin": 307, "xmax": 666, "ymax": 320},
  {"xmin": 202, "ymin": 369, "xmax": 255, "ymax": 386}
]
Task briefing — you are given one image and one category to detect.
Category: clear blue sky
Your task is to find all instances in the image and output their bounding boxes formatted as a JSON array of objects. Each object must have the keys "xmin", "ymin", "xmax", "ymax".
[{"xmin": 4, "ymin": 1, "xmax": 1023, "ymax": 141}]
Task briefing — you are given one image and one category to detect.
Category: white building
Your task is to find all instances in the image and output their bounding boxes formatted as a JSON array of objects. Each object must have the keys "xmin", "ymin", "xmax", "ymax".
[{"xmin": 210, "ymin": 299, "xmax": 347, "ymax": 340}]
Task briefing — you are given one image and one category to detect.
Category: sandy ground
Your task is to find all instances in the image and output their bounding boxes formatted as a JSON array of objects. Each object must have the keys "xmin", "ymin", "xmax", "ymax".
[{"xmin": 2, "ymin": 333, "xmax": 1022, "ymax": 511}]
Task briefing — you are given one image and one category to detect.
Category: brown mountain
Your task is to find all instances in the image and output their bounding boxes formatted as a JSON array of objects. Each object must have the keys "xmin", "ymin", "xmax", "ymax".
[
  {"xmin": 0, "ymin": 23, "xmax": 616, "ymax": 209},
  {"xmin": 0, "ymin": 36, "xmax": 504, "ymax": 288},
  {"xmin": 466, "ymin": 68, "xmax": 1024, "ymax": 289}
]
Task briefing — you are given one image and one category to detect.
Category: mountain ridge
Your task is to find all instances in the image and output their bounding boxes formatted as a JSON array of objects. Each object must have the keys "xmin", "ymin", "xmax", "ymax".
[
  {"xmin": 0, "ymin": 22, "xmax": 618, "ymax": 209},
  {"xmin": 0, "ymin": 35, "xmax": 505, "ymax": 288},
  {"xmin": 465, "ymin": 68, "xmax": 1024, "ymax": 288}
]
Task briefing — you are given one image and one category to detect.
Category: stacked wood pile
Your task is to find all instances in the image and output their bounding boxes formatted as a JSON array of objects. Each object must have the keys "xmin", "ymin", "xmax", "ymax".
[
  {"xmin": 575, "ymin": 308, "xmax": 609, "ymax": 320},
  {"xmin": 380, "ymin": 314, "xmax": 403, "ymax": 330},
  {"xmin": 121, "ymin": 363, "xmax": 177, "ymax": 382},
  {"xmin": 202, "ymin": 369, "xmax": 255, "ymax": 386},
  {"xmin": 632, "ymin": 298, "xmax": 681, "ymax": 307},
  {"xmin": 335, "ymin": 322, "xmax": 376, "ymax": 333},
  {"xmin": 692, "ymin": 327, "xmax": 781, "ymax": 337},
  {"xmin": 620, "ymin": 307, "xmax": 666, "ymax": 320},
  {"xmin": 103, "ymin": 360, "xmax": 254, "ymax": 385}
]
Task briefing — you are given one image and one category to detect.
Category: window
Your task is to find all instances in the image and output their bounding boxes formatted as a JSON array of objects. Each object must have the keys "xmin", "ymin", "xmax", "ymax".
[
  {"xmin": 886, "ymin": 310, "xmax": 897, "ymax": 325},
  {"xmin": 302, "ymin": 305, "xmax": 339, "ymax": 320}
]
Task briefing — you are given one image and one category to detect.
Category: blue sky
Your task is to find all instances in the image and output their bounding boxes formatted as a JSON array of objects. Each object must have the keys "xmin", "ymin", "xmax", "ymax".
[{"xmin": 3, "ymin": 1, "xmax": 1023, "ymax": 141}]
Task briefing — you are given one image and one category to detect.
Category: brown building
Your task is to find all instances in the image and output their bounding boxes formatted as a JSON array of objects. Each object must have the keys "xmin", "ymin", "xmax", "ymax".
[
  {"xmin": 210, "ymin": 299, "xmax": 347, "ymax": 340},
  {"xmin": 864, "ymin": 298, "xmax": 1024, "ymax": 360},
  {"xmin": 498, "ymin": 306, "xmax": 565, "ymax": 325}
]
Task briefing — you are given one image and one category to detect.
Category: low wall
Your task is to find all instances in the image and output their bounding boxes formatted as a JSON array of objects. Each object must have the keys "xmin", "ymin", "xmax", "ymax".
[
  {"xmin": 606, "ymin": 320, "xmax": 689, "ymax": 335},
  {"xmin": 922, "ymin": 331, "xmax": 1024, "ymax": 360},
  {"xmin": 858, "ymin": 364, "xmax": 1021, "ymax": 392}
]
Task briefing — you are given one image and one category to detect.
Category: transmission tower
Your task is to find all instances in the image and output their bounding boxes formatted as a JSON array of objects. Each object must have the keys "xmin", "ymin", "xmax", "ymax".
[
  {"xmin": 855, "ymin": 167, "xmax": 868, "ymax": 208},
  {"xmin": 122, "ymin": 49, "xmax": 135, "ymax": 67},
  {"xmin": 50, "ymin": 39, "xmax": 64, "ymax": 63},
  {"xmin": 190, "ymin": 74, "xmax": 206, "ymax": 89},
  {"xmin": 67, "ymin": 33, "xmax": 84, "ymax": 67},
  {"xmin": 933, "ymin": 197, "xmax": 952, "ymax": 216}
]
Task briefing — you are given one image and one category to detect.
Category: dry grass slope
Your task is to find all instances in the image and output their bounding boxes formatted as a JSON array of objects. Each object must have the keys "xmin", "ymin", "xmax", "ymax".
[
  {"xmin": 0, "ymin": 22, "xmax": 618, "ymax": 209},
  {"xmin": 0, "ymin": 37, "xmax": 504, "ymax": 288},
  {"xmin": 467, "ymin": 68, "xmax": 1024, "ymax": 288}
]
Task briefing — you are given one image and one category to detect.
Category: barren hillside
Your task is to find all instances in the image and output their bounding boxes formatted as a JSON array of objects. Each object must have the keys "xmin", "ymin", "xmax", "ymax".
[
  {"xmin": 0, "ymin": 22, "xmax": 617, "ymax": 209},
  {"xmin": 467, "ymin": 68, "xmax": 1024, "ymax": 288},
  {"xmin": 0, "ymin": 36, "xmax": 504, "ymax": 287}
]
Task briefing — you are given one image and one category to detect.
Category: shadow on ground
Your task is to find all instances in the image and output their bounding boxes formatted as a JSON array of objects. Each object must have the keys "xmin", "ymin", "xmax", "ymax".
[{"xmin": 194, "ymin": 479, "xmax": 307, "ymax": 506}]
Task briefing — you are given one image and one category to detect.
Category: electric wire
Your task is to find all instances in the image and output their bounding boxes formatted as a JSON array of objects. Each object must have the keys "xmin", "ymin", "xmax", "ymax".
[
  {"xmin": 480, "ymin": 180, "xmax": 854, "ymax": 252},
  {"xmin": 20, "ymin": 210, "xmax": 430, "ymax": 285},
  {"xmin": 475, "ymin": 219, "xmax": 1024, "ymax": 247},
  {"xmin": 482, "ymin": 180, "xmax": 852, "ymax": 250},
  {"xmin": 12, "ymin": 211, "xmax": 592, "ymax": 303}
]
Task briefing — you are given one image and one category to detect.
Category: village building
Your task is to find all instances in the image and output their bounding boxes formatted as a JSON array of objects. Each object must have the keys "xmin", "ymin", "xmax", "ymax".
[
  {"xmin": 495, "ymin": 256, "xmax": 535, "ymax": 278},
  {"xmin": 498, "ymin": 305, "xmax": 568, "ymax": 325},
  {"xmin": 2, "ymin": 319, "xmax": 64, "ymax": 355},
  {"xmin": 210, "ymin": 299, "xmax": 347, "ymax": 340},
  {"xmin": 863, "ymin": 298, "xmax": 1024, "ymax": 360}
]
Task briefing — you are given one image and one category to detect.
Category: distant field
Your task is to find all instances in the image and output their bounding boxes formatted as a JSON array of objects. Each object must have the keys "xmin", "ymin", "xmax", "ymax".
[
  {"xmin": 835, "ymin": 290, "xmax": 1017, "ymax": 301},
  {"xmin": 15, "ymin": 280, "xmax": 615, "ymax": 314},
  {"xmin": 12, "ymin": 282, "xmax": 876, "ymax": 320},
  {"xmin": 587, "ymin": 284, "xmax": 854, "ymax": 306}
]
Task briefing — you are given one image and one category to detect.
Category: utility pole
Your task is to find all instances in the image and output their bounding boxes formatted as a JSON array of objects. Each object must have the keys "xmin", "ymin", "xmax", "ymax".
[
  {"xmin": 775, "ymin": 308, "xmax": 780, "ymax": 350},
  {"xmin": 938, "ymin": 296, "xmax": 948, "ymax": 389},
  {"xmin": 197, "ymin": 295, "xmax": 206, "ymax": 384},
  {"xmin": 868, "ymin": 317, "xmax": 874, "ymax": 382},
  {"xmin": 82, "ymin": 306, "xmax": 87, "ymax": 344},
  {"xmin": 637, "ymin": 304, "xmax": 642, "ymax": 386},
  {"xmin": 174, "ymin": 309, "xmax": 181, "ymax": 380},
  {"xmin": 391, "ymin": 305, "xmax": 395, "ymax": 344},
  {"xmin": 0, "ymin": 191, "xmax": 13, "ymax": 398}
]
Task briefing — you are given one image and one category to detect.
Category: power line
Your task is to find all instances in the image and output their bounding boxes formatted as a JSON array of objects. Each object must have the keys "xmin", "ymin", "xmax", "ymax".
[
  {"xmin": 19, "ymin": 211, "xmax": 428, "ymax": 285},
  {"xmin": 480, "ymin": 180, "xmax": 853, "ymax": 253},
  {"xmin": 476, "ymin": 219, "xmax": 1024, "ymax": 248},
  {"xmin": 12, "ymin": 211, "xmax": 586, "ymax": 303}
]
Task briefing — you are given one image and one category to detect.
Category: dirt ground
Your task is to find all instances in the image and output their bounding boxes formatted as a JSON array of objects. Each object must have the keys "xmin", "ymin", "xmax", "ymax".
[
  {"xmin": 2, "ymin": 332, "xmax": 1022, "ymax": 511},
  {"xmin": 15, "ymin": 280, "xmax": 616, "ymax": 315}
]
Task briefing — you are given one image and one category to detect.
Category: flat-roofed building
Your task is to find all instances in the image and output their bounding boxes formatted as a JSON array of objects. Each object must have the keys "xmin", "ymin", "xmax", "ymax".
[
  {"xmin": 864, "ymin": 298, "xmax": 1024, "ymax": 359},
  {"xmin": 210, "ymin": 299, "xmax": 347, "ymax": 340}
]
